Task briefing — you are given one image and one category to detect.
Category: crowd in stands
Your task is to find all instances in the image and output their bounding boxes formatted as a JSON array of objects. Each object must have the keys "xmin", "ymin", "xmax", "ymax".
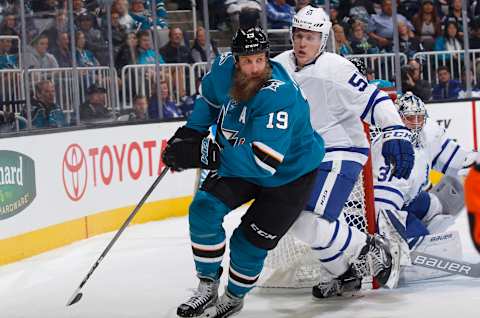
[{"xmin": 1, "ymin": 0, "xmax": 480, "ymax": 133}]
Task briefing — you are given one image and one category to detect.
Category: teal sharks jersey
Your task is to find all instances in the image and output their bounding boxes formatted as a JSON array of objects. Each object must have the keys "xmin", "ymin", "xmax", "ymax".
[{"xmin": 186, "ymin": 52, "xmax": 325, "ymax": 187}]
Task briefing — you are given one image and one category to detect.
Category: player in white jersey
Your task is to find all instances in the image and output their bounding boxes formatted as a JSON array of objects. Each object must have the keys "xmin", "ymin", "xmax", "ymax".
[
  {"xmin": 373, "ymin": 92, "xmax": 477, "ymax": 282},
  {"xmin": 273, "ymin": 5, "xmax": 415, "ymax": 298}
]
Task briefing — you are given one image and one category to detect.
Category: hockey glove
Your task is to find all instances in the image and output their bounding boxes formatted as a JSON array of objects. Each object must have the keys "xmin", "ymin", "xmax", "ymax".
[
  {"xmin": 162, "ymin": 126, "xmax": 220, "ymax": 171},
  {"xmin": 381, "ymin": 126, "xmax": 415, "ymax": 179}
]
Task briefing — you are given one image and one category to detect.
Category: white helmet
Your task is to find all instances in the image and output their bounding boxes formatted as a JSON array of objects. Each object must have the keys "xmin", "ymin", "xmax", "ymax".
[{"xmin": 291, "ymin": 5, "xmax": 332, "ymax": 54}]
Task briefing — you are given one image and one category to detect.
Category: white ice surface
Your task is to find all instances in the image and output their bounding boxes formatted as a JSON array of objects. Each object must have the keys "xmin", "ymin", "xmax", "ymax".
[{"xmin": 1, "ymin": 206, "xmax": 480, "ymax": 318}]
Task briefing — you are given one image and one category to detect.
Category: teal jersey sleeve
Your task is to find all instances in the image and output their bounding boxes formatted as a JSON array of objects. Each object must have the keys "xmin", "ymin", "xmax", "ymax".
[{"xmin": 186, "ymin": 53, "xmax": 235, "ymax": 133}]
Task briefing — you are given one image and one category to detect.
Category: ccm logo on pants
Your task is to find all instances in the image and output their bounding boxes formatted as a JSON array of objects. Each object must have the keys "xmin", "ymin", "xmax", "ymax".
[{"xmin": 250, "ymin": 223, "xmax": 277, "ymax": 240}]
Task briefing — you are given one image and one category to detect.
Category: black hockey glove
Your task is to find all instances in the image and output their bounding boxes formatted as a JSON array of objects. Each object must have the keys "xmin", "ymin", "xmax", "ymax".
[{"xmin": 162, "ymin": 126, "xmax": 221, "ymax": 171}]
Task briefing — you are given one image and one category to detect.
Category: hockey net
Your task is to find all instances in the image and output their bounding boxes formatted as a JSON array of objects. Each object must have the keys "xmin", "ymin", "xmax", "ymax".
[{"xmin": 257, "ymin": 124, "xmax": 377, "ymax": 289}]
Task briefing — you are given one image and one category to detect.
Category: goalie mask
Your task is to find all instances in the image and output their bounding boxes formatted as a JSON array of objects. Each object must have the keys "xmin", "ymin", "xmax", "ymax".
[
  {"xmin": 396, "ymin": 92, "xmax": 427, "ymax": 147},
  {"xmin": 291, "ymin": 5, "xmax": 332, "ymax": 56}
]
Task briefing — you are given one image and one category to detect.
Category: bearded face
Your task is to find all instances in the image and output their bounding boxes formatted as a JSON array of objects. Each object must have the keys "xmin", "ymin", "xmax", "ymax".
[{"xmin": 230, "ymin": 53, "xmax": 272, "ymax": 103}]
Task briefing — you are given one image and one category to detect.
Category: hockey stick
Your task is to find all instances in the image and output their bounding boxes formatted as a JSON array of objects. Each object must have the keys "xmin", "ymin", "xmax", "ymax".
[
  {"xmin": 410, "ymin": 251, "xmax": 480, "ymax": 278},
  {"xmin": 66, "ymin": 167, "xmax": 169, "ymax": 306}
]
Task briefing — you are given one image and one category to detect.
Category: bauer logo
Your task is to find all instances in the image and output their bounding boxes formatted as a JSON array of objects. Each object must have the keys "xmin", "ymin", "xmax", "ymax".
[
  {"xmin": 0, "ymin": 151, "xmax": 36, "ymax": 220},
  {"xmin": 63, "ymin": 144, "xmax": 88, "ymax": 201}
]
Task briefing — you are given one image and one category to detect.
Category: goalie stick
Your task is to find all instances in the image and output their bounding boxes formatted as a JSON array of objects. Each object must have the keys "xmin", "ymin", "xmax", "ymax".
[
  {"xmin": 410, "ymin": 251, "xmax": 480, "ymax": 278},
  {"xmin": 66, "ymin": 167, "xmax": 169, "ymax": 306}
]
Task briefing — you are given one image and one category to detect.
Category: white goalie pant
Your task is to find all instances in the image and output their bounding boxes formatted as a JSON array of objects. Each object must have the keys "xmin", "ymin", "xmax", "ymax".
[{"xmin": 290, "ymin": 211, "xmax": 367, "ymax": 277}]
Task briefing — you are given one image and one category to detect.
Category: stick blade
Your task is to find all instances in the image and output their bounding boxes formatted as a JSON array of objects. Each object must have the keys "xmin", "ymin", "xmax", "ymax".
[{"xmin": 66, "ymin": 292, "xmax": 83, "ymax": 306}]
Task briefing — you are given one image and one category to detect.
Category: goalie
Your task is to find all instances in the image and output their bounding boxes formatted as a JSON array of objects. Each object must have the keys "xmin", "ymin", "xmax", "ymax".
[{"xmin": 373, "ymin": 92, "xmax": 477, "ymax": 282}]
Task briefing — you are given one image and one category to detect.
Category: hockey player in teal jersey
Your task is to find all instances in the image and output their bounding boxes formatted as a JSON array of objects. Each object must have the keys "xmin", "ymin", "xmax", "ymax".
[{"xmin": 162, "ymin": 27, "xmax": 324, "ymax": 317}]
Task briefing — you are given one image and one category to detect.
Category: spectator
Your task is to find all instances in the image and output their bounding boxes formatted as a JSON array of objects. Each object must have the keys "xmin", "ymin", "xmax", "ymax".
[
  {"xmin": 349, "ymin": 20, "xmax": 379, "ymax": 54},
  {"xmin": 77, "ymin": 13, "xmax": 108, "ymax": 65},
  {"xmin": 0, "ymin": 13, "xmax": 18, "ymax": 36},
  {"xmin": 411, "ymin": 0, "xmax": 442, "ymax": 51},
  {"xmin": 130, "ymin": 0, "xmax": 168, "ymax": 30},
  {"xmin": 0, "ymin": 37, "xmax": 17, "ymax": 69},
  {"xmin": 137, "ymin": 30, "xmax": 164, "ymax": 64},
  {"xmin": 333, "ymin": 24, "xmax": 352, "ymax": 56},
  {"xmin": 329, "ymin": 5, "xmax": 345, "ymax": 27},
  {"xmin": 366, "ymin": 68, "xmax": 395, "ymax": 89},
  {"xmin": 159, "ymin": 27, "xmax": 194, "ymax": 64},
  {"xmin": 50, "ymin": 32, "xmax": 72, "ymax": 67},
  {"xmin": 266, "ymin": 0, "xmax": 295, "ymax": 29},
  {"xmin": 31, "ymin": 0, "xmax": 61, "ymax": 13},
  {"xmin": 148, "ymin": 80, "xmax": 183, "ymax": 119},
  {"xmin": 470, "ymin": 17, "xmax": 480, "ymax": 50},
  {"xmin": 442, "ymin": 0, "xmax": 470, "ymax": 37},
  {"xmin": 25, "ymin": 34, "xmax": 59, "ymax": 69},
  {"xmin": 72, "ymin": 0, "xmax": 87, "ymax": 19},
  {"xmin": 108, "ymin": 11, "xmax": 127, "ymax": 57},
  {"xmin": 199, "ymin": 0, "xmax": 228, "ymax": 30},
  {"xmin": 398, "ymin": 20, "xmax": 423, "ymax": 58},
  {"xmin": 434, "ymin": 21, "xmax": 463, "ymax": 69},
  {"xmin": 432, "ymin": 66, "xmax": 461, "ymax": 100},
  {"xmin": 128, "ymin": 95, "xmax": 149, "ymax": 121},
  {"xmin": 401, "ymin": 59, "xmax": 432, "ymax": 101},
  {"xmin": 115, "ymin": 31, "xmax": 137, "ymax": 71},
  {"xmin": 225, "ymin": 0, "xmax": 262, "ymax": 32},
  {"xmin": 0, "ymin": 109, "xmax": 16, "ymax": 133},
  {"xmin": 44, "ymin": 10, "xmax": 69, "ymax": 48},
  {"xmin": 339, "ymin": 0, "xmax": 375, "ymax": 26},
  {"xmin": 75, "ymin": 31, "xmax": 99, "ymax": 67},
  {"xmin": 113, "ymin": 0, "xmax": 135, "ymax": 32},
  {"xmin": 80, "ymin": 84, "xmax": 114, "ymax": 122},
  {"xmin": 458, "ymin": 68, "xmax": 480, "ymax": 98},
  {"xmin": 191, "ymin": 26, "xmax": 219, "ymax": 63},
  {"xmin": 29, "ymin": 80, "xmax": 67, "ymax": 128},
  {"xmin": 367, "ymin": 0, "xmax": 413, "ymax": 51},
  {"xmin": 398, "ymin": 0, "xmax": 421, "ymax": 21}
]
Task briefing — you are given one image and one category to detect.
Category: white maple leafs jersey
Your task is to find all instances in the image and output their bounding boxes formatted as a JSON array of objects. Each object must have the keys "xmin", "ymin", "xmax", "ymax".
[
  {"xmin": 372, "ymin": 117, "xmax": 470, "ymax": 211},
  {"xmin": 273, "ymin": 51, "xmax": 404, "ymax": 165}
]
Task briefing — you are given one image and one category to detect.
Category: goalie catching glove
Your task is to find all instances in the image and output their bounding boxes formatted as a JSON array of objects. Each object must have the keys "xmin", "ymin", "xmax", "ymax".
[
  {"xmin": 381, "ymin": 125, "xmax": 415, "ymax": 179},
  {"xmin": 162, "ymin": 126, "xmax": 221, "ymax": 171}
]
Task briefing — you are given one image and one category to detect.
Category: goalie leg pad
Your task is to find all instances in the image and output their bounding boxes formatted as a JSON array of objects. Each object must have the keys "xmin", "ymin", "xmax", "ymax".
[
  {"xmin": 377, "ymin": 209, "xmax": 412, "ymax": 266},
  {"xmin": 400, "ymin": 231, "xmax": 462, "ymax": 284}
]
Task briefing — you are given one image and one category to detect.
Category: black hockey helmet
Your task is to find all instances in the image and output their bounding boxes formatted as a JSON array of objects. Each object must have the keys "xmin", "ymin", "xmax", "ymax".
[
  {"xmin": 348, "ymin": 57, "xmax": 367, "ymax": 77},
  {"xmin": 231, "ymin": 27, "xmax": 269, "ymax": 61}
]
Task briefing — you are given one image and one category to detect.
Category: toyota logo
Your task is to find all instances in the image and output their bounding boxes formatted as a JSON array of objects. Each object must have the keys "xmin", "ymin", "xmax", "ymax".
[{"xmin": 62, "ymin": 144, "xmax": 88, "ymax": 201}]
